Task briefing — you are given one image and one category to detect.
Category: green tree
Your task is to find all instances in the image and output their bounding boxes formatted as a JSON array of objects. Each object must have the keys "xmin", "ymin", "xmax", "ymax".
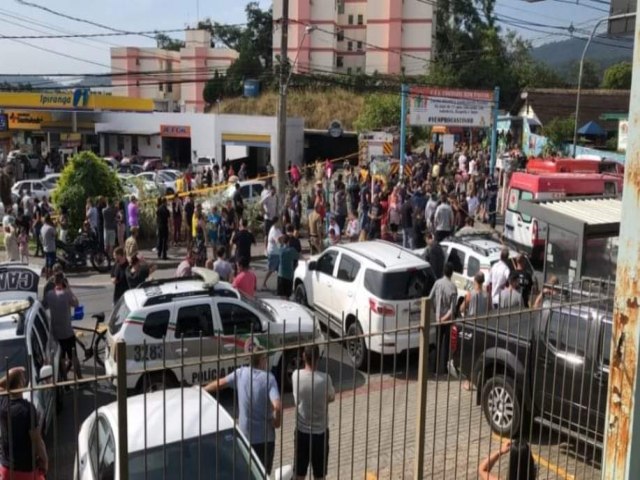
[
  {"xmin": 52, "ymin": 151, "xmax": 122, "ymax": 235},
  {"xmin": 203, "ymin": 70, "xmax": 225, "ymax": 104},
  {"xmin": 155, "ymin": 33, "xmax": 184, "ymax": 51},
  {"xmin": 602, "ymin": 61, "xmax": 632, "ymax": 89},
  {"xmin": 568, "ymin": 59, "xmax": 600, "ymax": 88},
  {"xmin": 353, "ymin": 94, "xmax": 401, "ymax": 132},
  {"xmin": 223, "ymin": 35, "xmax": 265, "ymax": 96},
  {"xmin": 542, "ymin": 116, "xmax": 575, "ymax": 149}
]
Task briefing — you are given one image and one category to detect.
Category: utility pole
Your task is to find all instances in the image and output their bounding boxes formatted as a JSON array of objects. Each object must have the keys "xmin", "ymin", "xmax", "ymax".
[
  {"xmin": 276, "ymin": 0, "xmax": 290, "ymax": 195},
  {"xmin": 604, "ymin": 2, "xmax": 640, "ymax": 478}
]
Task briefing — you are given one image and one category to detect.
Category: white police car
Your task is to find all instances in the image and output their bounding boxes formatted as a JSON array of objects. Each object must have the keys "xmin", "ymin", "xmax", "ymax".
[
  {"xmin": 0, "ymin": 264, "xmax": 60, "ymax": 433},
  {"xmin": 104, "ymin": 269, "xmax": 323, "ymax": 393},
  {"xmin": 75, "ymin": 386, "xmax": 293, "ymax": 479}
]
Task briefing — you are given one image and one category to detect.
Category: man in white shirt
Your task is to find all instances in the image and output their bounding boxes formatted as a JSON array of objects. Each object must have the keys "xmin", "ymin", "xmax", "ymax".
[
  {"xmin": 487, "ymin": 248, "xmax": 511, "ymax": 308},
  {"xmin": 469, "ymin": 157, "xmax": 478, "ymax": 176},
  {"xmin": 434, "ymin": 194, "xmax": 454, "ymax": 242},
  {"xmin": 260, "ymin": 186, "xmax": 278, "ymax": 248},
  {"xmin": 458, "ymin": 151, "xmax": 468, "ymax": 173},
  {"xmin": 262, "ymin": 218, "xmax": 283, "ymax": 290}
]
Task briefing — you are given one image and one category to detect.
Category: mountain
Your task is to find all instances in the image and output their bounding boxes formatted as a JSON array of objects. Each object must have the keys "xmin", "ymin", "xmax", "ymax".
[
  {"xmin": 531, "ymin": 36, "xmax": 632, "ymax": 73},
  {"xmin": 0, "ymin": 75, "xmax": 61, "ymax": 89}
]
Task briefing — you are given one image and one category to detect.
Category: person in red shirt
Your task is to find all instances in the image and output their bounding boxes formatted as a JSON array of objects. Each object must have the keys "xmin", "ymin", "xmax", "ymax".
[{"xmin": 232, "ymin": 256, "xmax": 257, "ymax": 297}]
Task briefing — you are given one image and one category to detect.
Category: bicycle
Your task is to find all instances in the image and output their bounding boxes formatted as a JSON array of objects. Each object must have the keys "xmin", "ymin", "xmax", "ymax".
[{"xmin": 73, "ymin": 313, "xmax": 108, "ymax": 368}]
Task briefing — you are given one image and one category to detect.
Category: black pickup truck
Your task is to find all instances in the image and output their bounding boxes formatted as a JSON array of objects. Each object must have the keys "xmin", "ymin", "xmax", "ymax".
[{"xmin": 454, "ymin": 291, "xmax": 613, "ymax": 444}]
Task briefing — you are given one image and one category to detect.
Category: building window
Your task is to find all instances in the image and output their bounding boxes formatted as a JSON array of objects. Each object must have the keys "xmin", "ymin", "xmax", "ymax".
[
  {"xmin": 337, "ymin": 0, "xmax": 345, "ymax": 14},
  {"xmin": 337, "ymin": 30, "xmax": 344, "ymax": 42},
  {"xmin": 357, "ymin": 14, "xmax": 364, "ymax": 25},
  {"xmin": 357, "ymin": 41, "xmax": 363, "ymax": 51},
  {"xmin": 135, "ymin": 58, "xmax": 140, "ymax": 66},
  {"xmin": 336, "ymin": 56, "xmax": 344, "ymax": 68},
  {"xmin": 167, "ymin": 82, "xmax": 173, "ymax": 93},
  {"xmin": 347, "ymin": 67, "xmax": 352, "ymax": 75},
  {"xmin": 347, "ymin": 41, "xmax": 353, "ymax": 51},
  {"xmin": 159, "ymin": 82, "xmax": 163, "ymax": 92},
  {"xmin": 356, "ymin": 67, "xmax": 362, "ymax": 73},
  {"xmin": 348, "ymin": 14, "xmax": 353, "ymax": 25},
  {"xmin": 136, "ymin": 81, "xmax": 140, "ymax": 87}
]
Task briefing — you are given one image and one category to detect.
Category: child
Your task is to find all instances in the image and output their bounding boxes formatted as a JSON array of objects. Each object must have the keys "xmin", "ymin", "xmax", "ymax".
[{"xmin": 18, "ymin": 226, "xmax": 29, "ymax": 264}]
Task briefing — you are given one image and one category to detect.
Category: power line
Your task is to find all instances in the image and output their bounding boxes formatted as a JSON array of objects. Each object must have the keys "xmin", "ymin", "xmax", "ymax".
[
  {"xmin": 0, "ymin": 28, "xmax": 187, "ymax": 40},
  {"xmin": 14, "ymin": 0, "xmax": 158, "ymax": 40}
]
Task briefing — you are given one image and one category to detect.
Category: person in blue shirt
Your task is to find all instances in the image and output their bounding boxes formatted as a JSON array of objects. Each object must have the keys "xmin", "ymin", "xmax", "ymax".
[
  {"xmin": 277, "ymin": 234, "xmax": 299, "ymax": 299},
  {"xmin": 207, "ymin": 206, "xmax": 222, "ymax": 258}
]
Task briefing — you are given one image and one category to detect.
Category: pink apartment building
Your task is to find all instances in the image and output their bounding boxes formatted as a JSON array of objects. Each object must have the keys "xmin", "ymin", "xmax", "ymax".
[
  {"xmin": 273, "ymin": 0, "xmax": 435, "ymax": 76},
  {"xmin": 111, "ymin": 30, "xmax": 238, "ymax": 113}
]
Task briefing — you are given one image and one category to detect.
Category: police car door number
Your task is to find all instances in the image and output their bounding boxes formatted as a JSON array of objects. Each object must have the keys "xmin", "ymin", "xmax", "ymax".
[{"xmin": 133, "ymin": 344, "xmax": 164, "ymax": 362}]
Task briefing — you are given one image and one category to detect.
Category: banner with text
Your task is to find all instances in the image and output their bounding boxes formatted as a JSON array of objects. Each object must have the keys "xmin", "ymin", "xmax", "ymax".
[{"xmin": 408, "ymin": 87, "xmax": 493, "ymax": 127}]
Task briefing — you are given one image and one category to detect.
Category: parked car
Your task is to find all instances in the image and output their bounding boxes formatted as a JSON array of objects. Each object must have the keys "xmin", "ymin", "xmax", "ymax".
[
  {"xmin": 104, "ymin": 268, "xmax": 323, "ymax": 393},
  {"xmin": 454, "ymin": 279, "xmax": 612, "ymax": 444},
  {"xmin": 142, "ymin": 158, "xmax": 166, "ymax": 172},
  {"xmin": 193, "ymin": 156, "xmax": 216, "ymax": 174},
  {"xmin": 293, "ymin": 240, "xmax": 436, "ymax": 369},
  {"xmin": 414, "ymin": 232, "xmax": 539, "ymax": 306},
  {"xmin": 74, "ymin": 387, "xmax": 293, "ymax": 479},
  {"xmin": 11, "ymin": 179, "xmax": 51, "ymax": 200},
  {"xmin": 117, "ymin": 163, "xmax": 143, "ymax": 175},
  {"xmin": 223, "ymin": 180, "xmax": 265, "ymax": 204},
  {"xmin": 136, "ymin": 171, "xmax": 177, "ymax": 195},
  {"xmin": 0, "ymin": 264, "xmax": 61, "ymax": 434}
]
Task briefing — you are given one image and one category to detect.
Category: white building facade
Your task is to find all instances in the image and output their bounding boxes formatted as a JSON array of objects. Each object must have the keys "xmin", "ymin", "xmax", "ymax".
[
  {"xmin": 95, "ymin": 112, "xmax": 304, "ymax": 172},
  {"xmin": 273, "ymin": 0, "xmax": 435, "ymax": 76}
]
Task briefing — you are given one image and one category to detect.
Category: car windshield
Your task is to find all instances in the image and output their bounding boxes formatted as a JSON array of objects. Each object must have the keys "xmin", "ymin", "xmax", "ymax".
[
  {"xmin": 161, "ymin": 171, "xmax": 178, "ymax": 180},
  {"xmin": 0, "ymin": 339, "xmax": 28, "ymax": 377},
  {"xmin": 239, "ymin": 293, "xmax": 276, "ymax": 322},
  {"xmin": 128, "ymin": 430, "xmax": 263, "ymax": 479},
  {"xmin": 109, "ymin": 297, "xmax": 130, "ymax": 335},
  {"xmin": 364, "ymin": 267, "xmax": 436, "ymax": 301}
]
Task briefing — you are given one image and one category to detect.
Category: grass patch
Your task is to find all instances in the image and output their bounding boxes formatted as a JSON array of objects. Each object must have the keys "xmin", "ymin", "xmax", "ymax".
[{"xmin": 219, "ymin": 89, "xmax": 365, "ymax": 130}]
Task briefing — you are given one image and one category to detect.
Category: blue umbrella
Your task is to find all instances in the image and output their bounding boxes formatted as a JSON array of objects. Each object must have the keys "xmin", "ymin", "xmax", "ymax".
[{"xmin": 577, "ymin": 121, "xmax": 607, "ymax": 136}]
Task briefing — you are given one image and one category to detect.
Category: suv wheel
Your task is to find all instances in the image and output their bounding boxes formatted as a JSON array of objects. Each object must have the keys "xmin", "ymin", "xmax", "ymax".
[
  {"xmin": 276, "ymin": 349, "xmax": 303, "ymax": 392},
  {"xmin": 346, "ymin": 321, "xmax": 368, "ymax": 371},
  {"xmin": 294, "ymin": 283, "xmax": 308, "ymax": 306},
  {"xmin": 481, "ymin": 376, "xmax": 522, "ymax": 437}
]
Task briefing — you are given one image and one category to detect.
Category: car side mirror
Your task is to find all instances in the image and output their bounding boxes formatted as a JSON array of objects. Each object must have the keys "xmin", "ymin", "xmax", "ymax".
[
  {"xmin": 39, "ymin": 365, "xmax": 53, "ymax": 381},
  {"xmin": 308, "ymin": 261, "xmax": 317, "ymax": 271}
]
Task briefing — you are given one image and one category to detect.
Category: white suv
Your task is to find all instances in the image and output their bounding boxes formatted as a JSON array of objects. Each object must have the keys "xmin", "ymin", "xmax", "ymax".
[
  {"xmin": 293, "ymin": 241, "xmax": 436, "ymax": 369},
  {"xmin": 105, "ymin": 269, "xmax": 323, "ymax": 393},
  {"xmin": 416, "ymin": 233, "xmax": 539, "ymax": 305}
]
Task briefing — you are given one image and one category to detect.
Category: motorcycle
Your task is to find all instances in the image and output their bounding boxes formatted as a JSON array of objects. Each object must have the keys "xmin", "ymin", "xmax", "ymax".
[{"xmin": 56, "ymin": 229, "xmax": 112, "ymax": 274}]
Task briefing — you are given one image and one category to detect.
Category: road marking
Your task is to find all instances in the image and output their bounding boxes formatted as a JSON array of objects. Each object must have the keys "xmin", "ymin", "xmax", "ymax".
[{"xmin": 491, "ymin": 434, "xmax": 575, "ymax": 480}]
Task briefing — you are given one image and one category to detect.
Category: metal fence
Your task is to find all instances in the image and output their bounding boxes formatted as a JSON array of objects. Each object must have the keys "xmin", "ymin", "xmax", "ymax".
[{"xmin": 0, "ymin": 279, "xmax": 614, "ymax": 479}]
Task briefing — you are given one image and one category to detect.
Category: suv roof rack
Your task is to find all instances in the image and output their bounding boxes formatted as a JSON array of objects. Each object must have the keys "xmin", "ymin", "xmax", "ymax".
[{"xmin": 339, "ymin": 244, "xmax": 387, "ymax": 268}]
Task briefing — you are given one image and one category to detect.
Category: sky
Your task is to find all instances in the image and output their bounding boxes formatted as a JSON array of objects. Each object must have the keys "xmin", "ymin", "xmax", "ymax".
[{"xmin": 0, "ymin": 0, "xmax": 623, "ymax": 76}]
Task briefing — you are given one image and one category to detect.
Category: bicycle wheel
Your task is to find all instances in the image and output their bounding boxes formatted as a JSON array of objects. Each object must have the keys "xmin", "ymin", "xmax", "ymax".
[{"xmin": 92, "ymin": 331, "xmax": 108, "ymax": 368}]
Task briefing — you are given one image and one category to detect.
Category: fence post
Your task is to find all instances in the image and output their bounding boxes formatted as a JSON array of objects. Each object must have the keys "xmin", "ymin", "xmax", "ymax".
[
  {"xmin": 413, "ymin": 297, "xmax": 431, "ymax": 480},
  {"xmin": 116, "ymin": 341, "xmax": 129, "ymax": 480}
]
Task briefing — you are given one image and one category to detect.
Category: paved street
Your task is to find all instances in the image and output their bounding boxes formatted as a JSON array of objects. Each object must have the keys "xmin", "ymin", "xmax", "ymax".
[{"xmin": 32, "ymin": 243, "xmax": 602, "ymax": 480}]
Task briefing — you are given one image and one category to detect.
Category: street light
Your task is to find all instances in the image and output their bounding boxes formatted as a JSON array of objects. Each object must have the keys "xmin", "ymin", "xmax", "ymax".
[{"xmin": 572, "ymin": 12, "xmax": 635, "ymax": 157}]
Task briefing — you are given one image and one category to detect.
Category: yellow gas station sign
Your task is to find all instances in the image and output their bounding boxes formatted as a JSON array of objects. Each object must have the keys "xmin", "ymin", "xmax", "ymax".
[
  {"xmin": 7, "ymin": 111, "xmax": 53, "ymax": 130},
  {"xmin": 0, "ymin": 90, "xmax": 153, "ymax": 112}
]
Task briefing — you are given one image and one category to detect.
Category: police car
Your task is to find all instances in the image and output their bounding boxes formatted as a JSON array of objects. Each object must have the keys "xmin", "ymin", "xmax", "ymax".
[
  {"xmin": 104, "ymin": 268, "xmax": 323, "ymax": 393},
  {"xmin": 75, "ymin": 386, "xmax": 293, "ymax": 479},
  {"xmin": 0, "ymin": 264, "xmax": 60, "ymax": 433}
]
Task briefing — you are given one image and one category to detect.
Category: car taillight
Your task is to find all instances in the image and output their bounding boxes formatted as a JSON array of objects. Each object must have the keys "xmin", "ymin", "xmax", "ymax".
[
  {"xmin": 450, "ymin": 325, "xmax": 459, "ymax": 354},
  {"xmin": 369, "ymin": 298, "xmax": 395, "ymax": 316},
  {"xmin": 532, "ymin": 219, "xmax": 539, "ymax": 243}
]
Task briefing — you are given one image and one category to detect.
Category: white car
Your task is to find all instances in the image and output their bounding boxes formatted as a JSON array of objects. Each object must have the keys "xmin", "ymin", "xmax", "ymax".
[
  {"xmin": 119, "ymin": 175, "xmax": 159, "ymax": 199},
  {"xmin": 293, "ymin": 240, "xmax": 436, "ymax": 369},
  {"xmin": 415, "ymin": 232, "xmax": 539, "ymax": 305},
  {"xmin": 136, "ymin": 171, "xmax": 177, "ymax": 195},
  {"xmin": 11, "ymin": 179, "xmax": 50, "ymax": 200},
  {"xmin": 75, "ymin": 387, "xmax": 293, "ymax": 479},
  {"xmin": 104, "ymin": 268, "xmax": 323, "ymax": 392},
  {"xmin": 223, "ymin": 180, "xmax": 265, "ymax": 204},
  {"xmin": 0, "ymin": 264, "xmax": 60, "ymax": 434}
]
